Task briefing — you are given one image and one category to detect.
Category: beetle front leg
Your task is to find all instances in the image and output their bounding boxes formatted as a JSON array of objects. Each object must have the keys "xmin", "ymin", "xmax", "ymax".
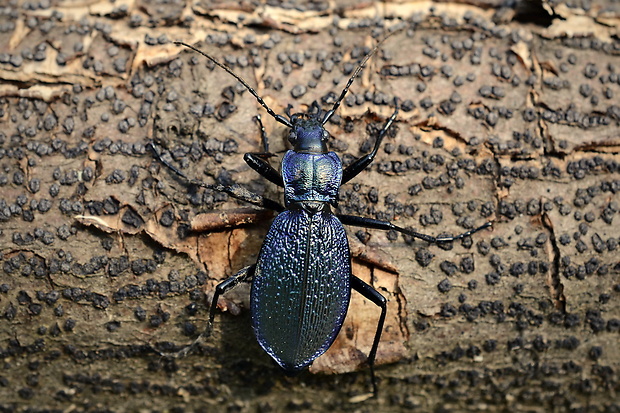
[
  {"xmin": 157, "ymin": 265, "xmax": 256, "ymax": 358},
  {"xmin": 341, "ymin": 102, "xmax": 399, "ymax": 185},
  {"xmin": 351, "ymin": 275, "xmax": 387, "ymax": 397},
  {"xmin": 243, "ymin": 115, "xmax": 285, "ymax": 187},
  {"xmin": 244, "ymin": 153, "xmax": 283, "ymax": 187},
  {"xmin": 338, "ymin": 214, "xmax": 492, "ymax": 244}
]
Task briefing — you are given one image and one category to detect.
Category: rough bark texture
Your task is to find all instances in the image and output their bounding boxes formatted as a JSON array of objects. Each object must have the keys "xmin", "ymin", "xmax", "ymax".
[{"xmin": 1, "ymin": 0, "xmax": 619, "ymax": 411}]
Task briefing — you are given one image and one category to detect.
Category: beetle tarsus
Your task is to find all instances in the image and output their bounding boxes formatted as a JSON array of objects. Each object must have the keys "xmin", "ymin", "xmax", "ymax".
[
  {"xmin": 342, "ymin": 100, "xmax": 400, "ymax": 185},
  {"xmin": 351, "ymin": 275, "xmax": 387, "ymax": 397},
  {"xmin": 155, "ymin": 266, "xmax": 256, "ymax": 359},
  {"xmin": 154, "ymin": 335, "xmax": 208, "ymax": 359}
]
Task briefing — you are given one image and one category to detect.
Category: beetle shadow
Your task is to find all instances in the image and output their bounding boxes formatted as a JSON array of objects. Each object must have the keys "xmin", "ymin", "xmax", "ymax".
[
  {"xmin": 210, "ymin": 310, "xmax": 285, "ymax": 394},
  {"xmin": 208, "ymin": 311, "xmax": 371, "ymax": 396}
]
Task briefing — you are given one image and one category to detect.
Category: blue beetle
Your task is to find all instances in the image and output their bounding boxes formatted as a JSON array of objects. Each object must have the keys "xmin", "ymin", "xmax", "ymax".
[{"xmin": 150, "ymin": 37, "xmax": 491, "ymax": 394}]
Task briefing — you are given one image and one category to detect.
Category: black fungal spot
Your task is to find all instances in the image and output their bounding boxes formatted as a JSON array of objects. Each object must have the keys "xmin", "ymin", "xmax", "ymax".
[{"xmin": 415, "ymin": 248, "xmax": 434, "ymax": 267}]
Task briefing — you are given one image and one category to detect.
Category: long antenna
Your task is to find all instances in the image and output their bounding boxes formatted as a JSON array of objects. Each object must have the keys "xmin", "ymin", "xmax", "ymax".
[
  {"xmin": 174, "ymin": 41, "xmax": 292, "ymax": 128},
  {"xmin": 322, "ymin": 29, "xmax": 401, "ymax": 125}
]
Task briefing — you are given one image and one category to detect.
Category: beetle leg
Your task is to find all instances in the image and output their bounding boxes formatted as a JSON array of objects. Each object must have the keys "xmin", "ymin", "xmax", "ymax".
[
  {"xmin": 253, "ymin": 114, "xmax": 274, "ymax": 155},
  {"xmin": 243, "ymin": 116, "xmax": 284, "ymax": 187},
  {"xmin": 351, "ymin": 275, "xmax": 387, "ymax": 397},
  {"xmin": 148, "ymin": 142, "xmax": 285, "ymax": 212},
  {"xmin": 338, "ymin": 214, "xmax": 492, "ymax": 244},
  {"xmin": 244, "ymin": 153, "xmax": 284, "ymax": 187},
  {"xmin": 157, "ymin": 265, "xmax": 256, "ymax": 359},
  {"xmin": 207, "ymin": 264, "xmax": 255, "ymax": 325},
  {"xmin": 341, "ymin": 101, "xmax": 399, "ymax": 185}
]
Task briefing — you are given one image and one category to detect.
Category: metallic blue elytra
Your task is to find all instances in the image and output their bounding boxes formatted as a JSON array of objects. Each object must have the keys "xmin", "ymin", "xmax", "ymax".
[{"xmin": 251, "ymin": 208, "xmax": 351, "ymax": 372}]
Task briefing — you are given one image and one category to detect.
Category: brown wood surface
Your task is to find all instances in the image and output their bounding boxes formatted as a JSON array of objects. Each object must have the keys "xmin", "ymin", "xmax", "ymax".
[{"xmin": 0, "ymin": 0, "xmax": 619, "ymax": 411}]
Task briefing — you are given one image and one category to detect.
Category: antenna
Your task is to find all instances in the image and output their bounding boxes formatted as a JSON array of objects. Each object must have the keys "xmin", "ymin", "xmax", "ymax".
[
  {"xmin": 175, "ymin": 41, "xmax": 292, "ymax": 128},
  {"xmin": 322, "ymin": 29, "xmax": 401, "ymax": 125}
]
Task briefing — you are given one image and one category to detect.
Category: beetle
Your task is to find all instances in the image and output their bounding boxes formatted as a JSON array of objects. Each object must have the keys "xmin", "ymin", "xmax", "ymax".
[{"xmin": 149, "ymin": 34, "xmax": 491, "ymax": 395}]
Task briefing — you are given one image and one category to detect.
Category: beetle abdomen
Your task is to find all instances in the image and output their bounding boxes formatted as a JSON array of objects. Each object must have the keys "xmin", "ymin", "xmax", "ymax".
[{"xmin": 251, "ymin": 208, "xmax": 351, "ymax": 372}]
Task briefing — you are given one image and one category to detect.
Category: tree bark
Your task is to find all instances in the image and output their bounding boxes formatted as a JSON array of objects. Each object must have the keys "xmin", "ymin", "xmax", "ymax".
[{"xmin": 0, "ymin": 1, "xmax": 618, "ymax": 411}]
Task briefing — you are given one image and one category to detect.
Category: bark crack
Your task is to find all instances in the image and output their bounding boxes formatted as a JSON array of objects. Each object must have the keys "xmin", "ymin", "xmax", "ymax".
[{"xmin": 541, "ymin": 212, "xmax": 566, "ymax": 312}]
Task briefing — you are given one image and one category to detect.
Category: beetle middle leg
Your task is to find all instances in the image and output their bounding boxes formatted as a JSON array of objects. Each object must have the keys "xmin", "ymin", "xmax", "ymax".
[
  {"xmin": 148, "ymin": 142, "xmax": 284, "ymax": 212},
  {"xmin": 338, "ymin": 214, "xmax": 492, "ymax": 244},
  {"xmin": 159, "ymin": 265, "xmax": 256, "ymax": 358},
  {"xmin": 351, "ymin": 275, "xmax": 387, "ymax": 396}
]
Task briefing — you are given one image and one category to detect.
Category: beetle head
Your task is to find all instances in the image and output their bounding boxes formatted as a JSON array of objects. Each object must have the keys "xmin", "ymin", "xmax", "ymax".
[{"xmin": 288, "ymin": 112, "xmax": 329, "ymax": 153}]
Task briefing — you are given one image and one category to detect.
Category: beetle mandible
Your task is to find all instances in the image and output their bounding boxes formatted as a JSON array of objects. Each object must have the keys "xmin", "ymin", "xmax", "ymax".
[{"xmin": 149, "ymin": 32, "xmax": 492, "ymax": 395}]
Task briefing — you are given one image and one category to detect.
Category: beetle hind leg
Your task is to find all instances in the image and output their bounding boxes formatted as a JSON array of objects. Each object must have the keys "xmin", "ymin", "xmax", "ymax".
[
  {"xmin": 156, "ymin": 265, "xmax": 256, "ymax": 359},
  {"xmin": 351, "ymin": 275, "xmax": 387, "ymax": 397}
]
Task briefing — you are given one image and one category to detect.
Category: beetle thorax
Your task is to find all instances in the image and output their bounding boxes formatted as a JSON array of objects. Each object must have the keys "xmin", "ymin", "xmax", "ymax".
[{"xmin": 281, "ymin": 150, "xmax": 342, "ymax": 208}]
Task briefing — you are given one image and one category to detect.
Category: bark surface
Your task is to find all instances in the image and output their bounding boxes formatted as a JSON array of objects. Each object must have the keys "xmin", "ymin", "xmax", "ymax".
[{"xmin": 0, "ymin": 1, "xmax": 619, "ymax": 411}]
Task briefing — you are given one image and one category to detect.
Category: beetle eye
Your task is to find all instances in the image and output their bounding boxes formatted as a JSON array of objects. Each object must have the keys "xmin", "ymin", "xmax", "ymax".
[
  {"xmin": 288, "ymin": 131, "xmax": 298, "ymax": 145},
  {"xmin": 322, "ymin": 130, "xmax": 329, "ymax": 141}
]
